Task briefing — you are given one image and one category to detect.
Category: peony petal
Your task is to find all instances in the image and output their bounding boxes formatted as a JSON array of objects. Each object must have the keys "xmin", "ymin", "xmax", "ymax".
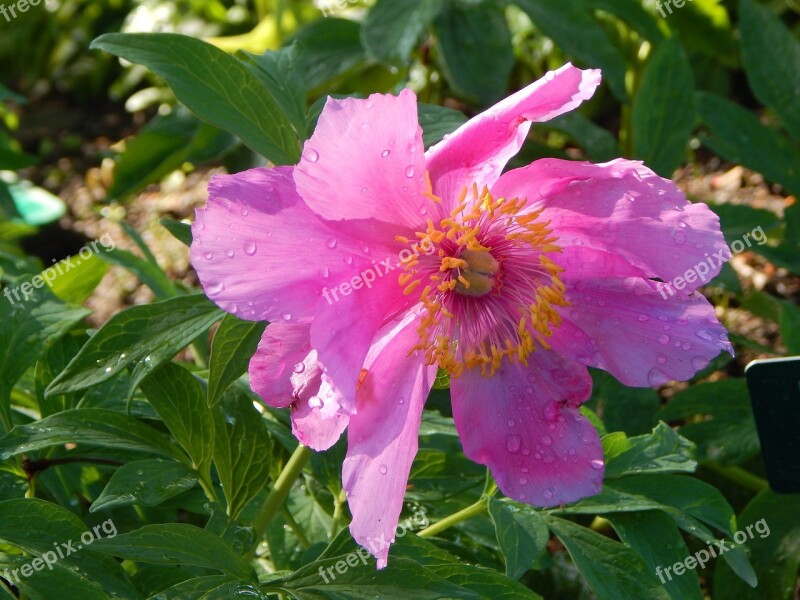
[
  {"xmin": 343, "ymin": 314, "xmax": 437, "ymax": 568},
  {"xmin": 192, "ymin": 166, "xmax": 381, "ymax": 323},
  {"xmin": 425, "ymin": 63, "xmax": 600, "ymax": 207},
  {"xmin": 249, "ymin": 323, "xmax": 312, "ymax": 408},
  {"xmin": 450, "ymin": 353, "xmax": 603, "ymax": 507},
  {"xmin": 310, "ymin": 270, "xmax": 412, "ymax": 413},
  {"xmin": 547, "ymin": 245, "xmax": 734, "ymax": 387},
  {"xmin": 291, "ymin": 373, "xmax": 350, "ymax": 451},
  {"xmin": 249, "ymin": 323, "xmax": 349, "ymax": 450},
  {"xmin": 492, "ymin": 158, "xmax": 730, "ymax": 291},
  {"xmin": 294, "ymin": 90, "xmax": 428, "ymax": 233}
]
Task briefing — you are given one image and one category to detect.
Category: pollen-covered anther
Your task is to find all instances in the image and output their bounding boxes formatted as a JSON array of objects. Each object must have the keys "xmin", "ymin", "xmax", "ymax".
[{"xmin": 399, "ymin": 177, "xmax": 569, "ymax": 377}]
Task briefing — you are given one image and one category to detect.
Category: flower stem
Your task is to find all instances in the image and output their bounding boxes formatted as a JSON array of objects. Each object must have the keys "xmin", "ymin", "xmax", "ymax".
[
  {"xmin": 250, "ymin": 444, "xmax": 313, "ymax": 556},
  {"xmin": 704, "ymin": 462, "xmax": 768, "ymax": 493},
  {"xmin": 418, "ymin": 483, "xmax": 498, "ymax": 538}
]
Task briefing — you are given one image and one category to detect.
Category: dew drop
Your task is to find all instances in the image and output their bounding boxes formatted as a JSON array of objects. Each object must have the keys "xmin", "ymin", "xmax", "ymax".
[
  {"xmin": 226, "ymin": 249, "xmax": 235, "ymax": 258},
  {"xmin": 647, "ymin": 367, "xmax": 669, "ymax": 386},
  {"xmin": 304, "ymin": 148, "xmax": 319, "ymax": 163},
  {"xmin": 404, "ymin": 165, "xmax": 415, "ymax": 178},
  {"xmin": 519, "ymin": 478, "xmax": 529, "ymax": 485},
  {"xmin": 674, "ymin": 230, "xmax": 686, "ymax": 244},
  {"xmin": 282, "ymin": 313, "xmax": 292, "ymax": 321},
  {"xmin": 204, "ymin": 252, "xmax": 214, "ymax": 261},
  {"xmin": 293, "ymin": 362, "xmax": 305, "ymax": 374},
  {"xmin": 506, "ymin": 435, "xmax": 522, "ymax": 454},
  {"xmin": 379, "ymin": 464, "xmax": 388, "ymax": 475},
  {"xmin": 691, "ymin": 356, "xmax": 710, "ymax": 370},
  {"xmin": 243, "ymin": 241, "xmax": 257, "ymax": 256},
  {"xmin": 638, "ymin": 314, "xmax": 649, "ymax": 322},
  {"xmin": 658, "ymin": 334, "xmax": 670, "ymax": 345},
  {"xmin": 381, "ymin": 149, "xmax": 390, "ymax": 158},
  {"xmin": 657, "ymin": 354, "xmax": 667, "ymax": 365},
  {"xmin": 590, "ymin": 459, "xmax": 605, "ymax": 470},
  {"xmin": 308, "ymin": 396, "xmax": 322, "ymax": 408},
  {"xmin": 326, "ymin": 237, "xmax": 337, "ymax": 249},
  {"xmin": 543, "ymin": 487, "xmax": 555, "ymax": 500},
  {"xmin": 695, "ymin": 329, "xmax": 713, "ymax": 341},
  {"xmin": 542, "ymin": 435, "xmax": 553, "ymax": 446}
]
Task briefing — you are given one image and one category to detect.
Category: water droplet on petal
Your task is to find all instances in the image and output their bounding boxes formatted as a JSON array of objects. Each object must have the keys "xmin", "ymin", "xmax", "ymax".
[
  {"xmin": 674, "ymin": 230, "xmax": 686, "ymax": 244},
  {"xmin": 657, "ymin": 354, "xmax": 667, "ymax": 365},
  {"xmin": 381, "ymin": 149, "xmax": 390, "ymax": 158},
  {"xmin": 543, "ymin": 487, "xmax": 555, "ymax": 500},
  {"xmin": 404, "ymin": 165, "xmax": 415, "ymax": 178},
  {"xmin": 308, "ymin": 396, "xmax": 322, "ymax": 408},
  {"xmin": 519, "ymin": 478, "xmax": 528, "ymax": 485},
  {"xmin": 590, "ymin": 459, "xmax": 604, "ymax": 470},
  {"xmin": 506, "ymin": 435, "xmax": 522, "ymax": 454},
  {"xmin": 293, "ymin": 362, "xmax": 305, "ymax": 374},
  {"xmin": 542, "ymin": 435, "xmax": 553, "ymax": 446},
  {"xmin": 226, "ymin": 249, "xmax": 235, "ymax": 258},
  {"xmin": 204, "ymin": 252, "xmax": 214, "ymax": 261},
  {"xmin": 696, "ymin": 329, "xmax": 713, "ymax": 341},
  {"xmin": 647, "ymin": 367, "xmax": 669, "ymax": 386},
  {"xmin": 658, "ymin": 334, "xmax": 670, "ymax": 345},
  {"xmin": 304, "ymin": 148, "xmax": 319, "ymax": 163},
  {"xmin": 638, "ymin": 314, "xmax": 649, "ymax": 322},
  {"xmin": 326, "ymin": 238, "xmax": 337, "ymax": 249},
  {"xmin": 282, "ymin": 313, "xmax": 292, "ymax": 321},
  {"xmin": 379, "ymin": 464, "xmax": 388, "ymax": 475},
  {"xmin": 243, "ymin": 241, "xmax": 257, "ymax": 256},
  {"xmin": 691, "ymin": 356, "xmax": 710, "ymax": 370}
]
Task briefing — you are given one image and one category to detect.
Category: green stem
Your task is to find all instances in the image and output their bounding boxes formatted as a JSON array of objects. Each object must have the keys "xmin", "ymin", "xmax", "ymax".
[
  {"xmin": 704, "ymin": 463, "xmax": 768, "ymax": 493},
  {"xmin": 250, "ymin": 444, "xmax": 313, "ymax": 556},
  {"xmin": 418, "ymin": 486, "xmax": 497, "ymax": 538}
]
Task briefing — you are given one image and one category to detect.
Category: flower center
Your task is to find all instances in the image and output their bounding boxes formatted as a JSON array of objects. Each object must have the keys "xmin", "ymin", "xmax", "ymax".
[{"xmin": 396, "ymin": 176, "xmax": 569, "ymax": 378}]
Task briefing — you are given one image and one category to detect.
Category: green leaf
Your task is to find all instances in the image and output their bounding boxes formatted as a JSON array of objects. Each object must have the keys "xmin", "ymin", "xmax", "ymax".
[
  {"xmin": 696, "ymin": 91, "xmax": 800, "ymax": 197},
  {"xmin": 0, "ymin": 408, "xmax": 184, "ymax": 461},
  {"xmin": 714, "ymin": 490, "xmax": 800, "ymax": 600},
  {"xmin": 90, "ymin": 33, "xmax": 301, "ymax": 165},
  {"xmin": 607, "ymin": 511, "xmax": 703, "ymax": 600},
  {"xmin": 658, "ymin": 379, "xmax": 760, "ymax": 465},
  {"xmin": 46, "ymin": 294, "xmax": 223, "ymax": 396},
  {"xmin": 160, "ymin": 218, "xmax": 193, "ymax": 247},
  {"xmin": 237, "ymin": 43, "xmax": 308, "ymax": 137},
  {"xmin": 545, "ymin": 113, "xmax": 622, "ymax": 162},
  {"xmin": 604, "ymin": 422, "xmax": 697, "ymax": 478},
  {"xmin": 585, "ymin": 0, "xmax": 664, "ymax": 42},
  {"xmin": 43, "ymin": 254, "xmax": 109, "ymax": 305},
  {"xmin": 213, "ymin": 388, "xmax": 272, "ymax": 519},
  {"xmin": 290, "ymin": 18, "xmax": 369, "ymax": 94},
  {"xmin": 433, "ymin": 0, "xmax": 515, "ymax": 105},
  {"xmin": 0, "ymin": 498, "xmax": 140, "ymax": 598},
  {"xmin": 90, "ymin": 523, "xmax": 255, "ymax": 580},
  {"xmin": 632, "ymin": 37, "xmax": 695, "ymax": 176},
  {"xmin": 207, "ymin": 314, "xmax": 267, "ymax": 407},
  {"xmin": 667, "ymin": 0, "xmax": 735, "ymax": 63},
  {"xmin": 545, "ymin": 515, "xmax": 672, "ymax": 600},
  {"xmin": 362, "ymin": 0, "xmax": 443, "ymax": 63},
  {"xmin": 517, "ymin": 0, "xmax": 628, "ymax": 101},
  {"xmin": 709, "ymin": 203, "xmax": 780, "ymax": 246},
  {"xmin": 418, "ymin": 103, "xmax": 467, "ymax": 148},
  {"xmin": 3, "ymin": 557, "xmax": 112, "ymax": 600},
  {"xmin": 779, "ymin": 300, "xmax": 800, "ymax": 355},
  {"xmin": 98, "ymin": 246, "xmax": 179, "ymax": 299},
  {"xmin": 589, "ymin": 370, "xmax": 659, "ymax": 436},
  {"xmin": 739, "ymin": 0, "xmax": 800, "ymax": 142},
  {"xmin": 90, "ymin": 458, "xmax": 197, "ymax": 512},
  {"xmin": 140, "ymin": 362, "xmax": 216, "ymax": 477},
  {"xmin": 150, "ymin": 575, "xmax": 244, "ymax": 599},
  {"xmin": 488, "ymin": 498, "xmax": 549, "ymax": 579}
]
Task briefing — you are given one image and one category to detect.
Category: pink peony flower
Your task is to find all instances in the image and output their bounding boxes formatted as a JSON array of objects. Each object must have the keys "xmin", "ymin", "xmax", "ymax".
[{"xmin": 191, "ymin": 63, "xmax": 733, "ymax": 567}]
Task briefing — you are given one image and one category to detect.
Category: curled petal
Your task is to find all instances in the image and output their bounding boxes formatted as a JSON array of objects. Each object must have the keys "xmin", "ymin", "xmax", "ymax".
[{"xmin": 426, "ymin": 64, "xmax": 601, "ymax": 208}]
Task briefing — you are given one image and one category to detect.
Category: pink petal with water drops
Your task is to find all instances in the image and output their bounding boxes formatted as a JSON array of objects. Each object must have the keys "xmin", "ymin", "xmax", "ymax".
[
  {"xmin": 548, "ymin": 245, "xmax": 734, "ymax": 387},
  {"xmin": 450, "ymin": 352, "xmax": 603, "ymax": 506},
  {"xmin": 291, "ymin": 372, "xmax": 350, "ymax": 452},
  {"xmin": 492, "ymin": 158, "xmax": 730, "ymax": 291},
  {"xmin": 343, "ymin": 314, "xmax": 437, "ymax": 568},
  {"xmin": 294, "ymin": 90, "xmax": 428, "ymax": 233},
  {"xmin": 192, "ymin": 166, "xmax": 376, "ymax": 324},
  {"xmin": 249, "ymin": 323, "xmax": 313, "ymax": 408},
  {"xmin": 310, "ymin": 269, "xmax": 413, "ymax": 413},
  {"xmin": 425, "ymin": 63, "xmax": 601, "ymax": 208},
  {"xmin": 249, "ymin": 323, "xmax": 349, "ymax": 450}
]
